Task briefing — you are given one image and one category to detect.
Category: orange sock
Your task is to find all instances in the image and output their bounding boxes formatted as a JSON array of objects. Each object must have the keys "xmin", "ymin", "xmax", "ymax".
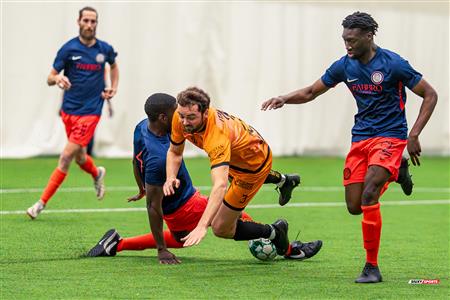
[
  {"xmin": 40, "ymin": 168, "xmax": 67, "ymax": 204},
  {"xmin": 79, "ymin": 155, "xmax": 99, "ymax": 178},
  {"xmin": 117, "ymin": 230, "xmax": 183, "ymax": 252},
  {"xmin": 379, "ymin": 182, "xmax": 390, "ymax": 197},
  {"xmin": 361, "ymin": 203, "xmax": 382, "ymax": 266},
  {"xmin": 240, "ymin": 211, "xmax": 253, "ymax": 221}
]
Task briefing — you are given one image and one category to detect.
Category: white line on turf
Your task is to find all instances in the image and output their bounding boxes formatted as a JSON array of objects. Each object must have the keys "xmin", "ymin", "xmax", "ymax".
[
  {"xmin": 1, "ymin": 186, "xmax": 449, "ymax": 194},
  {"xmin": 1, "ymin": 200, "xmax": 449, "ymax": 215}
]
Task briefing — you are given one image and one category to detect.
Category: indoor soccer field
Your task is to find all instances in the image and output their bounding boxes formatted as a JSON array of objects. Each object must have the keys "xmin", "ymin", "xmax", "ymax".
[{"xmin": 1, "ymin": 157, "xmax": 448, "ymax": 299}]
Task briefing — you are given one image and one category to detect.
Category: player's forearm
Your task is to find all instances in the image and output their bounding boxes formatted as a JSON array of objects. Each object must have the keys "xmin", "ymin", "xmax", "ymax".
[
  {"xmin": 109, "ymin": 64, "xmax": 119, "ymax": 90},
  {"xmin": 409, "ymin": 89, "xmax": 438, "ymax": 138},
  {"xmin": 147, "ymin": 202, "xmax": 166, "ymax": 250},
  {"xmin": 197, "ymin": 183, "xmax": 227, "ymax": 228},
  {"xmin": 281, "ymin": 87, "xmax": 316, "ymax": 104},
  {"xmin": 47, "ymin": 73, "xmax": 58, "ymax": 86},
  {"xmin": 166, "ymin": 149, "xmax": 182, "ymax": 180},
  {"xmin": 132, "ymin": 159, "xmax": 145, "ymax": 193}
]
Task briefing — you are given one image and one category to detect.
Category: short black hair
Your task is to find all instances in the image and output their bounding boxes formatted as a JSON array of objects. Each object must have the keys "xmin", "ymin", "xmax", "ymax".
[
  {"xmin": 79, "ymin": 6, "xmax": 98, "ymax": 20},
  {"xmin": 144, "ymin": 93, "xmax": 176, "ymax": 122},
  {"xmin": 342, "ymin": 12, "xmax": 378, "ymax": 35}
]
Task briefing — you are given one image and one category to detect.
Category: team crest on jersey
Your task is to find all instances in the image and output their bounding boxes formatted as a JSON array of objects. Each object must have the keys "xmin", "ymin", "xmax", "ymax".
[
  {"xmin": 96, "ymin": 53, "xmax": 105, "ymax": 63},
  {"xmin": 371, "ymin": 71, "xmax": 384, "ymax": 85}
]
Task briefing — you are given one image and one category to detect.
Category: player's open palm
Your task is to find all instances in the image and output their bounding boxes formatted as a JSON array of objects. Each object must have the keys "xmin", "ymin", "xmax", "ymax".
[
  {"xmin": 158, "ymin": 249, "xmax": 181, "ymax": 264},
  {"xmin": 127, "ymin": 190, "xmax": 146, "ymax": 202},
  {"xmin": 261, "ymin": 96, "xmax": 285, "ymax": 111},
  {"xmin": 163, "ymin": 178, "xmax": 180, "ymax": 196},
  {"xmin": 181, "ymin": 226, "xmax": 207, "ymax": 247}
]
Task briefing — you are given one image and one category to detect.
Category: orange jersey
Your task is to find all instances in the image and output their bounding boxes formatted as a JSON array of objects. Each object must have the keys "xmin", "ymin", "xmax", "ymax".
[{"xmin": 171, "ymin": 107, "xmax": 270, "ymax": 175}]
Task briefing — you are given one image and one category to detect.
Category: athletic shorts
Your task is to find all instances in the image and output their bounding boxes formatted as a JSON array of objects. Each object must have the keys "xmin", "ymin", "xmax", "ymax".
[
  {"xmin": 61, "ymin": 111, "xmax": 100, "ymax": 147},
  {"xmin": 163, "ymin": 190, "xmax": 208, "ymax": 232},
  {"xmin": 223, "ymin": 151, "xmax": 273, "ymax": 211},
  {"xmin": 343, "ymin": 137, "xmax": 407, "ymax": 186}
]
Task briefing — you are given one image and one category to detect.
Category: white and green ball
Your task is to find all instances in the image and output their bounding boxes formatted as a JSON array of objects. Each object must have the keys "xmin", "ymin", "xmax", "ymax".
[{"xmin": 248, "ymin": 238, "xmax": 277, "ymax": 261}]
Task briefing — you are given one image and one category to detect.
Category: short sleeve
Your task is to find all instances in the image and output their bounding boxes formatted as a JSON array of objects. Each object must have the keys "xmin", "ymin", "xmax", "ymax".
[
  {"xmin": 52, "ymin": 46, "xmax": 68, "ymax": 72},
  {"xmin": 321, "ymin": 59, "xmax": 345, "ymax": 87},
  {"xmin": 204, "ymin": 125, "xmax": 231, "ymax": 169},
  {"xmin": 106, "ymin": 44, "xmax": 117, "ymax": 65},
  {"xmin": 395, "ymin": 58, "xmax": 422, "ymax": 90},
  {"xmin": 170, "ymin": 112, "xmax": 186, "ymax": 145}
]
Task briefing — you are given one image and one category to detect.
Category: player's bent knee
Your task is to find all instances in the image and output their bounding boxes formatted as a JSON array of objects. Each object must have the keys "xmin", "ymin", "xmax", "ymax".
[
  {"xmin": 211, "ymin": 224, "xmax": 234, "ymax": 239},
  {"xmin": 347, "ymin": 205, "xmax": 362, "ymax": 215}
]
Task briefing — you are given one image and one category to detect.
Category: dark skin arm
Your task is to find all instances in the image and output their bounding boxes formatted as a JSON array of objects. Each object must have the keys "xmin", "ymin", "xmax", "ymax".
[
  {"xmin": 408, "ymin": 78, "xmax": 438, "ymax": 166},
  {"xmin": 127, "ymin": 159, "xmax": 146, "ymax": 202},
  {"xmin": 145, "ymin": 183, "xmax": 181, "ymax": 264},
  {"xmin": 261, "ymin": 79, "xmax": 330, "ymax": 110}
]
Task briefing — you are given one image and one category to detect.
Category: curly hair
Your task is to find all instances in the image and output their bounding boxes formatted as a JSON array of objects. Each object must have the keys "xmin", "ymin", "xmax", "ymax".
[
  {"xmin": 177, "ymin": 87, "xmax": 211, "ymax": 113},
  {"xmin": 342, "ymin": 12, "xmax": 378, "ymax": 35}
]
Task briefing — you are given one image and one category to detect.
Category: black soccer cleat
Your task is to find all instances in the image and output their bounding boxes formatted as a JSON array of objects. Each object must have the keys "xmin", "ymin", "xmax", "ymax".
[
  {"xmin": 396, "ymin": 157, "xmax": 413, "ymax": 196},
  {"xmin": 284, "ymin": 240, "xmax": 323, "ymax": 260},
  {"xmin": 355, "ymin": 263, "xmax": 383, "ymax": 283},
  {"xmin": 277, "ymin": 174, "xmax": 301, "ymax": 206},
  {"xmin": 87, "ymin": 229, "xmax": 121, "ymax": 257},
  {"xmin": 270, "ymin": 219, "xmax": 289, "ymax": 256}
]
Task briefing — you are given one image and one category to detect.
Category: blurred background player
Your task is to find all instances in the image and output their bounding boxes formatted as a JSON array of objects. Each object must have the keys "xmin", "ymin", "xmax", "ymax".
[
  {"xmin": 27, "ymin": 6, "xmax": 119, "ymax": 219},
  {"xmin": 164, "ymin": 87, "xmax": 299, "ymax": 257},
  {"xmin": 87, "ymin": 93, "xmax": 321, "ymax": 264},
  {"xmin": 261, "ymin": 12, "xmax": 437, "ymax": 283}
]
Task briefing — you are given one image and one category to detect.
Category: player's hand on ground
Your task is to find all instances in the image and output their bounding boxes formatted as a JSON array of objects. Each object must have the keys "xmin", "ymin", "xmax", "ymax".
[
  {"xmin": 102, "ymin": 88, "xmax": 117, "ymax": 100},
  {"xmin": 158, "ymin": 249, "xmax": 181, "ymax": 265},
  {"xmin": 180, "ymin": 226, "xmax": 207, "ymax": 247},
  {"xmin": 56, "ymin": 75, "xmax": 71, "ymax": 90},
  {"xmin": 163, "ymin": 178, "xmax": 180, "ymax": 196},
  {"xmin": 261, "ymin": 96, "xmax": 286, "ymax": 111},
  {"xmin": 127, "ymin": 190, "xmax": 146, "ymax": 202},
  {"xmin": 407, "ymin": 135, "xmax": 421, "ymax": 166}
]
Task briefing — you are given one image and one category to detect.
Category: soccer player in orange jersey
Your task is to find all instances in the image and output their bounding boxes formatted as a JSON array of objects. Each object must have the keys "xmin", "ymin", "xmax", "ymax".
[
  {"xmin": 163, "ymin": 87, "xmax": 296, "ymax": 256},
  {"xmin": 26, "ymin": 7, "xmax": 119, "ymax": 219}
]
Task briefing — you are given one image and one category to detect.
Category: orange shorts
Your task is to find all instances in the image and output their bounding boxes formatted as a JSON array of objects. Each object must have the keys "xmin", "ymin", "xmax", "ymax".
[
  {"xmin": 163, "ymin": 190, "xmax": 208, "ymax": 232},
  {"xmin": 343, "ymin": 137, "xmax": 407, "ymax": 186},
  {"xmin": 223, "ymin": 152, "xmax": 272, "ymax": 211},
  {"xmin": 61, "ymin": 111, "xmax": 100, "ymax": 147}
]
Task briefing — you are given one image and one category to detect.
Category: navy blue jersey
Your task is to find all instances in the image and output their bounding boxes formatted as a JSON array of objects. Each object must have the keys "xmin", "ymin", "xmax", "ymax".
[
  {"xmin": 133, "ymin": 119, "xmax": 196, "ymax": 215},
  {"xmin": 321, "ymin": 47, "xmax": 422, "ymax": 142},
  {"xmin": 53, "ymin": 37, "xmax": 117, "ymax": 116}
]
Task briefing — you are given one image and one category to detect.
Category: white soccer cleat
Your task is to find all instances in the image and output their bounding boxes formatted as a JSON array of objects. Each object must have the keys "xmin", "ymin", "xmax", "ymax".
[
  {"xmin": 26, "ymin": 200, "xmax": 45, "ymax": 219},
  {"xmin": 94, "ymin": 166, "xmax": 106, "ymax": 200}
]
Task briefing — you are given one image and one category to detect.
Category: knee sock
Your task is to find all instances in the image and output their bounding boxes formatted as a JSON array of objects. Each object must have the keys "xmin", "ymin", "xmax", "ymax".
[
  {"xmin": 361, "ymin": 203, "xmax": 382, "ymax": 266},
  {"xmin": 233, "ymin": 219, "xmax": 273, "ymax": 241},
  {"xmin": 117, "ymin": 230, "xmax": 183, "ymax": 252},
  {"xmin": 78, "ymin": 155, "xmax": 99, "ymax": 178},
  {"xmin": 40, "ymin": 168, "xmax": 67, "ymax": 205}
]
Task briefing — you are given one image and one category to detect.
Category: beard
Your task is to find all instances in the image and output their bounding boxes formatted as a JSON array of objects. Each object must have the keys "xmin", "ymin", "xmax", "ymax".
[{"xmin": 80, "ymin": 28, "xmax": 96, "ymax": 41}]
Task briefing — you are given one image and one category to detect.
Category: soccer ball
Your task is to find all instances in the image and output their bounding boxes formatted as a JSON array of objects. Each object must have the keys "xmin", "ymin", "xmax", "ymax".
[{"xmin": 248, "ymin": 238, "xmax": 277, "ymax": 261}]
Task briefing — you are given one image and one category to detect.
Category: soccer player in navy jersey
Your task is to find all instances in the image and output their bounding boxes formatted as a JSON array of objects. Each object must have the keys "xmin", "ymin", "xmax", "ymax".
[
  {"xmin": 261, "ymin": 12, "xmax": 437, "ymax": 283},
  {"xmin": 27, "ymin": 7, "xmax": 119, "ymax": 219},
  {"xmin": 87, "ymin": 93, "xmax": 322, "ymax": 264}
]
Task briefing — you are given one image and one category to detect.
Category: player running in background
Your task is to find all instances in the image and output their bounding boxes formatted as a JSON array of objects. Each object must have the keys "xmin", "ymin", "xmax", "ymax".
[
  {"xmin": 87, "ymin": 93, "xmax": 321, "ymax": 264},
  {"xmin": 261, "ymin": 12, "xmax": 437, "ymax": 283},
  {"xmin": 27, "ymin": 7, "xmax": 119, "ymax": 219},
  {"xmin": 163, "ymin": 87, "xmax": 303, "ymax": 257}
]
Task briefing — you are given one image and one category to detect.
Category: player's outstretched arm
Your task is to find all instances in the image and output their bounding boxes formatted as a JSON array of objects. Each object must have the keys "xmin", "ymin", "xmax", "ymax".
[
  {"xmin": 163, "ymin": 143, "xmax": 184, "ymax": 196},
  {"xmin": 47, "ymin": 68, "xmax": 71, "ymax": 90},
  {"xmin": 181, "ymin": 165, "xmax": 229, "ymax": 247},
  {"xmin": 127, "ymin": 159, "xmax": 146, "ymax": 202},
  {"xmin": 261, "ymin": 79, "xmax": 329, "ymax": 111},
  {"xmin": 408, "ymin": 78, "xmax": 438, "ymax": 166},
  {"xmin": 145, "ymin": 184, "xmax": 181, "ymax": 264}
]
